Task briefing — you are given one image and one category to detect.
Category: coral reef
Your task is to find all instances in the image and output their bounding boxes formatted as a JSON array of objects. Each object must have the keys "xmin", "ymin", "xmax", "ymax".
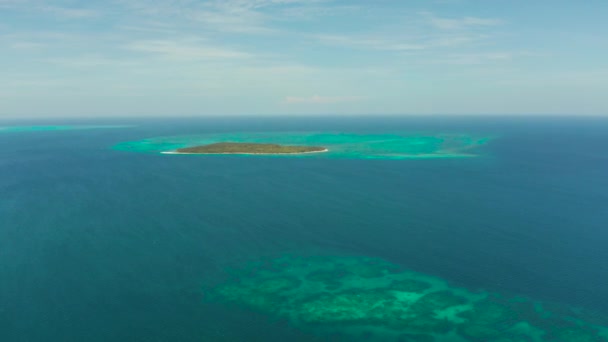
[
  {"xmin": 209, "ymin": 255, "xmax": 608, "ymax": 341},
  {"xmin": 457, "ymin": 300, "xmax": 522, "ymax": 341},
  {"xmin": 115, "ymin": 132, "xmax": 491, "ymax": 159}
]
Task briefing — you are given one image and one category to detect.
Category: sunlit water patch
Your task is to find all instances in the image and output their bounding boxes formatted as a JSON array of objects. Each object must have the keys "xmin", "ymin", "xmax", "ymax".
[
  {"xmin": 0, "ymin": 125, "xmax": 132, "ymax": 133},
  {"xmin": 114, "ymin": 132, "xmax": 491, "ymax": 159},
  {"xmin": 208, "ymin": 255, "xmax": 608, "ymax": 342}
]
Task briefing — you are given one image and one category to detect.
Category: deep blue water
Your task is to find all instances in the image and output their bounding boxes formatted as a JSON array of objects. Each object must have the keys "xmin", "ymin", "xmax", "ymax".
[{"xmin": 1, "ymin": 116, "xmax": 607, "ymax": 341}]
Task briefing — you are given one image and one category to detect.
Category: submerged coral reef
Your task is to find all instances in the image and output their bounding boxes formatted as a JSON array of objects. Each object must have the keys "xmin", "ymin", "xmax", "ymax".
[
  {"xmin": 115, "ymin": 132, "xmax": 491, "ymax": 159},
  {"xmin": 209, "ymin": 255, "xmax": 608, "ymax": 341}
]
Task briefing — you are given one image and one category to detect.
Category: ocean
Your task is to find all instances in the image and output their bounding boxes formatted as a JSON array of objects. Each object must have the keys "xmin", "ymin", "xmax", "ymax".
[{"xmin": 1, "ymin": 116, "xmax": 607, "ymax": 341}]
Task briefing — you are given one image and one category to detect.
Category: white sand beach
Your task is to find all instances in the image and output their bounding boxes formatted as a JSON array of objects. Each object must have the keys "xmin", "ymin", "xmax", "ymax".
[{"xmin": 161, "ymin": 148, "xmax": 329, "ymax": 155}]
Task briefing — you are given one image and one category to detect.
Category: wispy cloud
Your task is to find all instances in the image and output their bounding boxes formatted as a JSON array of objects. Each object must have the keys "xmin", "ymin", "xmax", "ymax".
[
  {"xmin": 118, "ymin": 0, "xmax": 336, "ymax": 34},
  {"xmin": 0, "ymin": 0, "xmax": 99, "ymax": 18},
  {"xmin": 45, "ymin": 55, "xmax": 137, "ymax": 68},
  {"xmin": 39, "ymin": 5, "xmax": 99, "ymax": 18},
  {"xmin": 428, "ymin": 15, "xmax": 503, "ymax": 30},
  {"xmin": 212, "ymin": 0, "xmax": 331, "ymax": 10},
  {"xmin": 6, "ymin": 0, "xmax": 596, "ymax": 117},
  {"xmin": 127, "ymin": 39, "xmax": 252, "ymax": 60},
  {"xmin": 0, "ymin": 0, "xmax": 27, "ymax": 8},
  {"xmin": 284, "ymin": 95, "xmax": 362, "ymax": 104},
  {"xmin": 189, "ymin": 7, "xmax": 270, "ymax": 34},
  {"xmin": 278, "ymin": 3, "xmax": 359, "ymax": 20},
  {"xmin": 314, "ymin": 11, "xmax": 504, "ymax": 53},
  {"xmin": 317, "ymin": 34, "xmax": 426, "ymax": 51},
  {"xmin": 431, "ymin": 52, "xmax": 513, "ymax": 65},
  {"xmin": 10, "ymin": 41, "xmax": 46, "ymax": 49}
]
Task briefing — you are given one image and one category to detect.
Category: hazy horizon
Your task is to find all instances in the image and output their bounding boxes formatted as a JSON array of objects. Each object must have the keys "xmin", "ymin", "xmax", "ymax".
[
  {"xmin": 2, "ymin": 0, "xmax": 607, "ymax": 118},
  {"xmin": 3, "ymin": 113, "xmax": 608, "ymax": 123}
]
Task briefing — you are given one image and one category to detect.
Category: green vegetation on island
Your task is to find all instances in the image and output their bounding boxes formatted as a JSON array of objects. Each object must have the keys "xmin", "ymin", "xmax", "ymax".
[
  {"xmin": 114, "ymin": 132, "xmax": 492, "ymax": 159},
  {"xmin": 175, "ymin": 142, "xmax": 327, "ymax": 154}
]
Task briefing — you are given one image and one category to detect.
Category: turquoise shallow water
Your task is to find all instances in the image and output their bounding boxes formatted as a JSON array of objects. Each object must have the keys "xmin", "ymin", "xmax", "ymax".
[
  {"xmin": 1, "ymin": 116, "xmax": 607, "ymax": 341},
  {"xmin": 212, "ymin": 253, "xmax": 608, "ymax": 341},
  {"xmin": 114, "ymin": 132, "xmax": 491, "ymax": 159}
]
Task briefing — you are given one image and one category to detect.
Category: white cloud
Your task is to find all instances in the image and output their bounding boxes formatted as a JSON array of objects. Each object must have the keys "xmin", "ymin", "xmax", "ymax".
[
  {"xmin": 278, "ymin": 4, "xmax": 358, "ymax": 20},
  {"xmin": 45, "ymin": 55, "xmax": 137, "ymax": 68},
  {"xmin": 431, "ymin": 52, "xmax": 513, "ymax": 65},
  {"xmin": 40, "ymin": 5, "xmax": 99, "ymax": 18},
  {"xmin": 10, "ymin": 41, "xmax": 46, "ymax": 49},
  {"xmin": 7, "ymin": 1, "xmax": 593, "ymax": 117},
  {"xmin": 0, "ymin": 0, "xmax": 27, "ymax": 8},
  {"xmin": 427, "ymin": 14, "xmax": 503, "ymax": 30},
  {"xmin": 0, "ymin": 0, "xmax": 99, "ymax": 18},
  {"xmin": 189, "ymin": 7, "xmax": 271, "ymax": 34},
  {"xmin": 317, "ymin": 34, "xmax": 426, "ymax": 51},
  {"xmin": 314, "ymin": 11, "xmax": 504, "ymax": 53},
  {"xmin": 117, "ymin": 0, "xmax": 335, "ymax": 34},
  {"xmin": 214, "ymin": 0, "xmax": 330, "ymax": 10},
  {"xmin": 284, "ymin": 95, "xmax": 362, "ymax": 104},
  {"xmin": 426, "ymin": 51, "xmax": 544, "ymax": 65},
  {"xmin": 127, "ymin": 39, "xmax": 251, "ymax": 60}
]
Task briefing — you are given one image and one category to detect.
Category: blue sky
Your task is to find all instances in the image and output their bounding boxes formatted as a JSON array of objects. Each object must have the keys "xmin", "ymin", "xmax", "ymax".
[{"xmin": 1, "ymin": 0, "xmax": 607, "ymax": 118}]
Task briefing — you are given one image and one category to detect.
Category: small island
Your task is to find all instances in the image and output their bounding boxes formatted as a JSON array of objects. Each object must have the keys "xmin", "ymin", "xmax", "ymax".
[{"xmin": 163, "ymin": 142, "xmax": 328, "ymax": 155}]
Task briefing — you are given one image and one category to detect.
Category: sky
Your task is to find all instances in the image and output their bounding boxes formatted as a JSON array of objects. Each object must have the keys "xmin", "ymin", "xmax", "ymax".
[{"xmin": 1, "ymin": 0, "xmax": 607, "ymax": 118}]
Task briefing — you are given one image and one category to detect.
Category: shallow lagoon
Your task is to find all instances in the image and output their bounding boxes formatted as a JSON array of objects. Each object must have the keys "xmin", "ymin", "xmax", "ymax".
[{"xmin": 115, "ymin": 132, "xmax": 491, "ymax": 159}]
